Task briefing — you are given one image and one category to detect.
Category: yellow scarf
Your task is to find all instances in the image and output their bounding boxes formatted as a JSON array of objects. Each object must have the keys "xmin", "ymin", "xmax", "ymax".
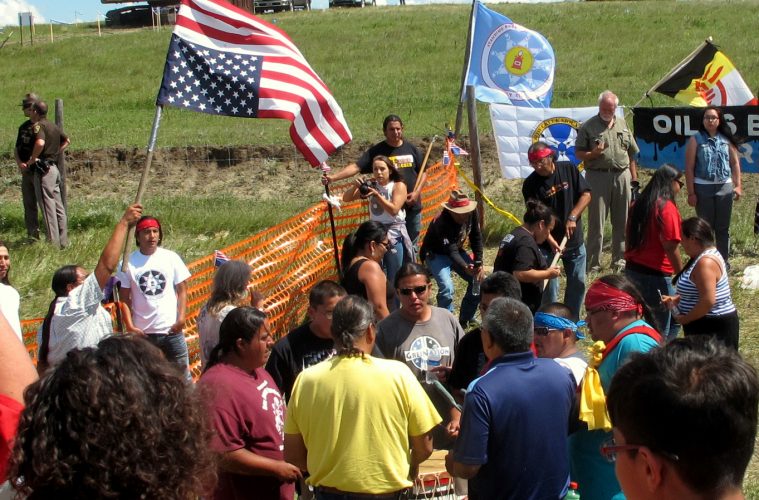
[{"xmin": 578, "ymin": 341, "xmax": 612, "ymax": 431}]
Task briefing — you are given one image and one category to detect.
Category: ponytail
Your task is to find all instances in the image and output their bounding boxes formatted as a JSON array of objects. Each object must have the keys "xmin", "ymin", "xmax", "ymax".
[{"xmin": 38, "ymin": 265, "xmax": 80, "ymax": 372}]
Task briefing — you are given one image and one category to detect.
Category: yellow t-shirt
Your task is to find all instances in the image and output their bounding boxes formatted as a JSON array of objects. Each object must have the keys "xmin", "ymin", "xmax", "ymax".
[{"xmin": 284, "ymin": 355, "xmax": 442, "ymax": 494}]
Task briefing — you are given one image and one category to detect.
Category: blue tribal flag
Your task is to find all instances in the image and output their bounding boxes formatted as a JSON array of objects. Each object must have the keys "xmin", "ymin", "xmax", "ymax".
[{"xmin": 463, "ymin": 1, "xmax": 555, "ymax": 107}]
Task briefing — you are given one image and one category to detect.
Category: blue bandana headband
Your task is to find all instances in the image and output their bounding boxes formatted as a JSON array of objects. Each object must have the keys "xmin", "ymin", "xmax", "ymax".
[{"xmin": 534, "ymin": 312, "xmax": 586, "ymax": 340}]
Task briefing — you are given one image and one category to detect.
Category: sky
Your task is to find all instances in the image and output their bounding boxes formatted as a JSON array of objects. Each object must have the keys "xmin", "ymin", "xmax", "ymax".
[{"xmin": 0, "ymin": 0, "xmax": 138, "ymax": 25}]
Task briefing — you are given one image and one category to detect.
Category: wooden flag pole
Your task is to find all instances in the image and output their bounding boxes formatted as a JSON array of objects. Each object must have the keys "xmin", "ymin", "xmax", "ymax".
[
  {"xmin": 121, "ymin": 105, "xmax": 163, "ymax": 272},
  {"xmin": 412, "ymin": 135, "xmax": 438, "ymax": 193},
  {"xmin": 542, "ymin": 235, "xmax": 568, "ymax": 290},
  {"xmin": 465, "ymin": 85, "xmax": 484, "ymax": 231},
  {"xmin": 454, "ymin": 0, "xmax": 477, "ymax": 138}
]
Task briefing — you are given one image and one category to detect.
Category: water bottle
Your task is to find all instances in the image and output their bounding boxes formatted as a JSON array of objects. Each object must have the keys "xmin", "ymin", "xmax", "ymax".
[
  {"xmin": 425, "ymin": 358, "xmax": 441, "ymax": 384},
  {"xmin": 565, "ymin": 482, "xmax": 581, "ymax": 500},
  {"xmin": 471, "ymin": 276, "xmax": 481, "ymax": 296}
]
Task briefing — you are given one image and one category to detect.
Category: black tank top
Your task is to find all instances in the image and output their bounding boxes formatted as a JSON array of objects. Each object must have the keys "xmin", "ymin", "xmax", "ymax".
[{"xmin": 341, "ymin": 258, "xmax": 397, "ymax": 311}]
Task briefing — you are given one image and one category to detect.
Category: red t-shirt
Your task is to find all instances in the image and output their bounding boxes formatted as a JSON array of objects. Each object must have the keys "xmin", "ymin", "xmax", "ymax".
[
  {"xmin": 0, "ymin": 394, "xmax": 24, "ymax": 481},
  {"xmin": 199, "ymin": 364, "xmax": 294, "ymax": 500},
  {"xmin": 625, "ymin": 199, "xmax": 682, "ymax": 274}
]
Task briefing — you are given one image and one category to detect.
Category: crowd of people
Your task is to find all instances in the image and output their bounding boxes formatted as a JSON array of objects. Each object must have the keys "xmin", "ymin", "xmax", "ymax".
[{"xmin": 0, "ymin": 106, "xmax": 755, "ymax": 500}]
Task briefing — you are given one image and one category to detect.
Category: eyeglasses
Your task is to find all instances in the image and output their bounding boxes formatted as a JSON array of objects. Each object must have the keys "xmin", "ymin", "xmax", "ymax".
[
  {"xmin": 398, "ymin": 285, "xmax": 429, "ymax": 296},
  {"xmin": 377, "ymin": 240, "xmax": 391, "ymax": 250},
  {"xmin": 675, "ymin": 178, "xmax": 685, "ymax": 188},
  {"xmin": 533, "ymin": 327, "xmax": 560, "ymax": 336},
  {"xmin": 529, "ymin": 157, "xmax": 549, "ymax": 168},
  {"xmin": 600, "ymin": 439, "xmax": 643, "ymax": 463},
  {"xmin": 600, "ymin": 438, "xmax": 679, "ymax": 463},
  {"xmin": 703, "ymin": 115, "xmax": 719, "ymax": 121}
]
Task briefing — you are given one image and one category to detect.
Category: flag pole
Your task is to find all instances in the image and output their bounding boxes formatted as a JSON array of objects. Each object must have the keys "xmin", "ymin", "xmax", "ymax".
[
  {"xmin": 454, "ymin": 0, "xmax": 478, "ymax": 138},
  {"xmin": 632, "ymin": 37, "xmax": 712, "ymax": 109},
  {"xmin": 466, "ymin": 85, "xmax": 485, "ymax": 232},
  {"xmin": 321, "ymin": 165, "xmax": 343, "ymax": 280},
  {"xmin": 121, "ymin": 105, "xmax": 164, "ymax": 272}
]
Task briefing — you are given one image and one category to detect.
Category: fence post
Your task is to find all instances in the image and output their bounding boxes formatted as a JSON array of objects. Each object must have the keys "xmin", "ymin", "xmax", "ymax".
[{"xmin": 55, "ymin": 99, "xmax": 68, "ymax": 214}]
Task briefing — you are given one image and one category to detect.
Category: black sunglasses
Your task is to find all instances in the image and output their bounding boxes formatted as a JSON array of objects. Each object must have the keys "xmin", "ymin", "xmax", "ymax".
[
  {"xmin": 398, "ymin": 285, "xmax": 428, "ymax": 296},
  {"xmin": 534, "ymin": 327, "xmax": 560, "ymax": 336},
  {"xmin": 675, "ymin": 178, "xmax": 685, "ymax": 188}
]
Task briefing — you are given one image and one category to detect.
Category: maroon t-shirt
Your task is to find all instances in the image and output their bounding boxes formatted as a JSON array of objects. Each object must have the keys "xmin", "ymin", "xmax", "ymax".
[{"xmin": 199, "ymin": 363, "xmax": 294, "ymax": 500}]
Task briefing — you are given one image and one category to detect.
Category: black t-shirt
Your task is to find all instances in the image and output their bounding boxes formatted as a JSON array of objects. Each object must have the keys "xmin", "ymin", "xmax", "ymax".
[
  {"xmin": 448, "ymin": 327, "xmax": 487, "ymax": 392},
  {"xmin": 522, "ymin": 161, "xmax": 590, "ymax": 249},
  {"xmin": 265, "ymin": 322, "xmax": 336, "ymax": 402},
  {"xmin": 357, "ymin": 141, "xmax": 423, "ymax": 212},
  {"xmin": 15, "ymin": 119, "xmax": 36, "ymax": 162},
  {"xmin": 493, "ymin": 227, "xmax": 547, "ymax": 313}
]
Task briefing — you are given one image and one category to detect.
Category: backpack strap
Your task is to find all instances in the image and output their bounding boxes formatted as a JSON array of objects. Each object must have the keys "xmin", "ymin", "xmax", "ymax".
[{"xmin": 603, "ymin": 323, "xmax": 662, "ymax": 359}]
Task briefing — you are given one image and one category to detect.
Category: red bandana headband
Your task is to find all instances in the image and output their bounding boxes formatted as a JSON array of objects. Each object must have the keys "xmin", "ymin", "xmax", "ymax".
[
  {"xmin": 585, "ymin": 280, "xmax": 642, "ymax": 315},
  {"xmin": 136, "ymin": 218, "xmax": 160, "ymax": 233},
  {"xmin": 448, "ymin": 197, "xmax": 471, "ymax": 208},
  {"xmin": 527, "ymin": 147, "xmax": 553, "ymax": 163}
]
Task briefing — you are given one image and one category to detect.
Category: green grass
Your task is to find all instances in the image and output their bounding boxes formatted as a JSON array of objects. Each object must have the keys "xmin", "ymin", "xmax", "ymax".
[{"xmin": 2, "ymin": 1, "xmax": 759, "ymax": 151}]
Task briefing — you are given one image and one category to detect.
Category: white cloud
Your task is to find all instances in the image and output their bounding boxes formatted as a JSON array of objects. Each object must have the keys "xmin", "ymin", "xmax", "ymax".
[{"xmin": 0, "ymin": 0, "xmax": 44, "ymax": 26}]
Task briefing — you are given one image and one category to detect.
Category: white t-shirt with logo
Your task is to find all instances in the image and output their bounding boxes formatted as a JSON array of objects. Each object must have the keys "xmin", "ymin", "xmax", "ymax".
[{"xmin": 117, "ymin": 247, "xmax": 191, "ymax": 334}]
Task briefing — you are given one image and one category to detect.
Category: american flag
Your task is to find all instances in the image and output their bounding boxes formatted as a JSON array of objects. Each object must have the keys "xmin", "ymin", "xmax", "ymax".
[
  {"xmin": 443, "ymin": 137, "xmax": 468, "ymax": 167},
  {"xmin": 214, "ymin": 249, "xmax": 231, "ymax": 267},
  {"xmin": 156, "ymin": 0, "xmax": 352, "ymax": 166}
]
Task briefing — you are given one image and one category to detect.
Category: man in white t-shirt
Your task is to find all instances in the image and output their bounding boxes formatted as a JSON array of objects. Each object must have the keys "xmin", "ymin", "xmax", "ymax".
[
  {"xmin": 0, "ymin": 243, "xmax": 22, "ymax": 341},
  {"xmin": 118, "ymin": 216, "xmax": 191, "ymax": 379},
  {"xmin": 534, "ymin": 303, "xmax": 587, "ymax": 386}
]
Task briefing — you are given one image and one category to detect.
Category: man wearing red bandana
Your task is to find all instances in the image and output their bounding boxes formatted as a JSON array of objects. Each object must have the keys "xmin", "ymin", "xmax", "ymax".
[
  {"xmin": 570, "ymin": 275, "xmax": 661, "ymax": 500},
  {"xmin": 522, "ymin": 141, "xmax": 591, "ymax": 321},
  {"xmin": 117, "ymin": 216, "xmax": 192, "ymax": 380}
]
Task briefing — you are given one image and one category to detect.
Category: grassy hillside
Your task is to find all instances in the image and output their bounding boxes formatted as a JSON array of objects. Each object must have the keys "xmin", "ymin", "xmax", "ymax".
[
  {"xmin": 2, "ymin": 1, "xmax": 759, "ymax": 151},
  {"xmin": 3, "ymin": 3, "xmax": 759, "ymax": 492}
]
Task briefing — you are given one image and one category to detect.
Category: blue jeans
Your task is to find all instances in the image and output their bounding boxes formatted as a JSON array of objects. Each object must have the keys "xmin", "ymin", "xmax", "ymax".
[
  {"xmin": 146, "ymin": 333, "xmax": 192, "ymax": 382},
  {"xmin": 426, "ymin": 251, "xmax": 480, "ymax": 324},
  {"xmin": 541, "ymin": 243, "xmax": 586, "ymax": 322},
  {"xmin": 694, "ymin": 182, "xmax": 733, "ymax": 264},
  {"xmin": 382, "ymin": 238, "xmax": 404, "ymax": 290},
  {"xmin": 624, "ymin": 267, "xmax": 679, "ymax": 341},
  {"xmin": 405, "ymin": 209, "xmax": 422, "ymax": 261}
]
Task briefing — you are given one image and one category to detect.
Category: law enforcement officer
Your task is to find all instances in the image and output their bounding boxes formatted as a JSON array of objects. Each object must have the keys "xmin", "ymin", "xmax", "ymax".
[
  {"xmin": 13, "ymin": 93, "xmax": 41, "ymax": 240},
  {"xmin": 25, "ymin": 101, "xmax": 70, "ymax": 248}
]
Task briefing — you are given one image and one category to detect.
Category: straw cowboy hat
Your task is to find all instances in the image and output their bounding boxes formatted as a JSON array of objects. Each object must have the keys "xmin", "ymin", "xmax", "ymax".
[{"xmin": 442, "ymin": 190, "xmax": 477, "ymax": 214}]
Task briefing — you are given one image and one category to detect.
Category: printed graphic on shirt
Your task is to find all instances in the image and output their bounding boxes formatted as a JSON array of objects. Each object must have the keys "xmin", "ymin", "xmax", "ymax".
[
  {"xmin": 302, "ymin": 348, "xmax": 337, "ymax": 371},
  {"xmin": 258, "ymin": 379, "xmax": 286, "ymax": 440},
  {"xmin": 390, "ymin": 154, "xmax": 415, "ymax": 170},
  {"xmin": 138, "ymin": 270, "xmax": 167, "ymax": 296},
  {"xmin": 370, "ymin": 185, "xmax": 389, "ymax": 217},
  {"xmin": 541, "ymin": 181, "xmax": 569, "ymax": 199},
  {"xmin": 404, "ymin": 336, "xmax": 451, "ymax": 371}
]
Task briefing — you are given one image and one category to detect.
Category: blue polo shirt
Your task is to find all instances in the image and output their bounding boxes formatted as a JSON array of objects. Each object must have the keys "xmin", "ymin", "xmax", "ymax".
[{"xmin": 454, "ymin": 351, "xmax": 575, "ymax": 500}]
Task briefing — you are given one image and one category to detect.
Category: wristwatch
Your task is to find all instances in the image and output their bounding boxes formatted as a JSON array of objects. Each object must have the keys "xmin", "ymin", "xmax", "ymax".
[{"xmin": 567, "ymin": 215, "xmax": 578, "ymax": 222}]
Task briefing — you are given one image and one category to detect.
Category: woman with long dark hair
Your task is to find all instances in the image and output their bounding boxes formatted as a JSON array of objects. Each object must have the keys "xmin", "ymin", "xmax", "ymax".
[
  {"xmin": 340, "ymin": 220, "xmax": 395, "ymax": 320},
  {"xmin": 200, "ymin": 307, "xmax": 301, "ymax": 499},
  {"xmin": 493, "ymin": 199, "xmax": 560, "ymax": 313},
  {"xmin": 664, "ymin": 217, "xmax": 739, "ymax": 349},
  {"xmin": 685, "ymin": 106, "xmax": 742, "ymax": 266},
  {"xmin": 624, "ymin": 163, "xmax": 684, "ymax": 340},
  {"xmin": 343, "ymin": 155, "xmax": 410, "ymax": 286}
]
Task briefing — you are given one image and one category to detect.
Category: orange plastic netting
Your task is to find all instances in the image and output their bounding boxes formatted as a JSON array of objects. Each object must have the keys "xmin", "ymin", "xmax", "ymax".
[{"xmin": 20, "ymin": 161, "xmax": 458, "ymax": 378}]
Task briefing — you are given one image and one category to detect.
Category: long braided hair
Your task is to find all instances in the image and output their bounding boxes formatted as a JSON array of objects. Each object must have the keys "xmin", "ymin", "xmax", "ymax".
[{"xmin": 330, "ymin": 295, "xmax": 375, "ymax": 358}]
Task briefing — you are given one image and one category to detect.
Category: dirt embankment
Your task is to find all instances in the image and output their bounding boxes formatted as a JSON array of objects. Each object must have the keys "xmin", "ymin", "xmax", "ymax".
[{"xmin": 13, "ymin": 135, "xmax": 504, "ymax": 201}]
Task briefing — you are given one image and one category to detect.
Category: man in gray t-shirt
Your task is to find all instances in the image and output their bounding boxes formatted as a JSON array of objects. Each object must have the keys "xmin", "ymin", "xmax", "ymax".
[{"xmin": 376, "ymin": 263, "xmax": 463, "ymax": 447}]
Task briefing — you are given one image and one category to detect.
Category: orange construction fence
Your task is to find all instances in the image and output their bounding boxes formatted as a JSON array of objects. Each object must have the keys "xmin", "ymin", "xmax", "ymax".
[{"xmin": 20, "ymin": 161, "xmax": 458, "ymax": 378}]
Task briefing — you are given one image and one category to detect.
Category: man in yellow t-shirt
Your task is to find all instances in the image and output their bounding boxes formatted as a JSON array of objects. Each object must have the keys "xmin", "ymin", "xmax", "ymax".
[{"xmin": 284, "ymin": 295, "xmax": 441, "ymax": 497}]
